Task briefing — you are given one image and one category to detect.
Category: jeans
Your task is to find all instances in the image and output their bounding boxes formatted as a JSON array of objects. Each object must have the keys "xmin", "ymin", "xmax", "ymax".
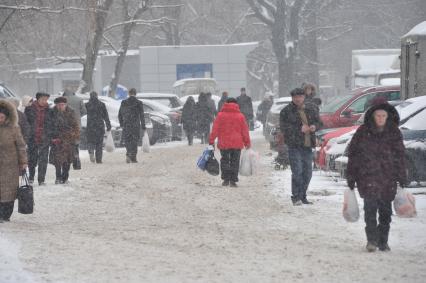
[
  {"xmin": 28, "ymin": 143, "xmax": 49, "ymax": 183},
  {"xmin": 220, "ymin": 149, "xmax": 241, "ymax": 182},
  {"xmin": 364, "ymin": 198, "xmax": 392, "ymax": 245},
  {"xmin": 0, "ymin": 201, "xmax": 14, "ymax": 221},
  {"xmin": 288, "ymin": 146, "xmax": 313, "ymax": 201}
]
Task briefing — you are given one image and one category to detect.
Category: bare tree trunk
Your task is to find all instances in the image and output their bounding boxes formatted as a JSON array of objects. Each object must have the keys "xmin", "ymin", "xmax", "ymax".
[
  {"xmin": 80, "ymin": 0, "xmax": 113, "ymax": 93},
  {"xmin": 108, "ymin": 0, "xmax": 150, "ymax": 98},
  {"xmin": 304, "ymin": 0, "xmax": 319, "ymax": 87}
]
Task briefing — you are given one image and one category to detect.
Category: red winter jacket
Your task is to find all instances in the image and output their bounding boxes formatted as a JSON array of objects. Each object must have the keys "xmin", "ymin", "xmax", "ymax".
[{"xmin": 209, "ymin": 103, "xmax": 251, "ymax": 150}]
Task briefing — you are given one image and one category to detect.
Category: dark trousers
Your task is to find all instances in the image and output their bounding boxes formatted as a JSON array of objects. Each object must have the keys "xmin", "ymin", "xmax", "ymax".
[
  {"xmin": 28, "ymin": 143, "xmax": 49, "ymax": 183},
  {"xmin": 186, "ymin": 130, "xmax": 194, "ymax": 145},
  {"xmin": 200, "ymin": 128, "xmax": 210, "ymax": 144},
  {"xmin": 364, "ymin": 198, "xmax": 392, "ymax": 245},
  {"xmin": 73, "ymin": 144, "xmax": 81, "ymax": 169},
  {"xmin": 125, "ymin": 139, "xmax": 138, "ymax": 161},
  {"xmin": 0, "ymin": 201, "xmax": 14, "ymax": 221},
  {"xmin": 220, "ymin": 149, "xmax": 241, "ymax": 182},
  {"xmin": 288, "ymin": 146, "xmax": 313, "ymax": 201},
  {"xmin": 55, "ymin": 162, "xmax": 71, "ymax": 182},
  {"xmin": 88, "ymin": 142, "xmax": 103, "ymax": 163}
]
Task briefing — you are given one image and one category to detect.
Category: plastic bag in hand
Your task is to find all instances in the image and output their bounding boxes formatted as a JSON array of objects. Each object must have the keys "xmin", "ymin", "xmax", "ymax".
[
  {"xmin": 394, "ymin": 188, "xmax": 417, "ymax": 218},
  {"xmin": 142, "ymin": 132, "xmax": 150, "ymax": 153},
  {"xmin": 105, "ymin": 131, "xmax": 115, "ymax": 153},
  {"xmin": 342, "ymin": 189, "xmax": 360, "ymax": 222}
]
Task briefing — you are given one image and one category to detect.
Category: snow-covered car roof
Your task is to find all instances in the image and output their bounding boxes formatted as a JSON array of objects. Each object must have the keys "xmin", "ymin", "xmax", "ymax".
[
  {"xmin": 172, "ymin": 78, "xmax": 217, "ymax": 88},
  {"xmin": 139, "ymin": 98, "xmax": 173, "ymax": 113},
  {"xmin": 396, "ymin": 96, "xmax": 426, "ymax": 123},
  {"xmin": 136, "ymin": 92, "xmax": 178, "ymax": 98}
]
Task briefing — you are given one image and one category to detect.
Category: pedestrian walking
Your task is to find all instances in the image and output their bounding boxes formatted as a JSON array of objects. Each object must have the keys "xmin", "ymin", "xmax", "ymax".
[
  {"xmin": 209, "ymin": 98, "xmax": 251, "ymax": 187},
  {"xmin": 196, "ymin": 92, "xmax": 215, "ymax": 144},
  {"xmin": 118, "ymin": 88, "xmax": 146, "ymax": 163},
  {"xmin": 218, "ymin": 91, "xmax": 228, "ymax": 112},
  {"xmin": 25, "ymin": 92, "xmax": 51, "ymax": 186},
  {"xmin": 257, "ymin": 94, "xmax": 274, "ymax": 127},
  {"xmin": 347, "ymin": 102, "xmax": 406, "ymax": 252},
  {"xmin": 236, "ymin": 87, "xmax": 254, "ymax": 130},
  {"xmin": 206, "ymin": 92, "xmax": 217, "ymax": 116},
  {"xmin": 280, "ymin": 88, "xmax": 321, "ymax": 206},
  {"xmin": 0, "ymin": 99, "xmax": 28, "ymax": 222},
  {"xmin": 49, "ymin": 97, "xmax": 80, "ymax": 184},
  {"xmin": 181, "ymin": 96, "xmax": 197, "ymax": 146},
  {"xmin": 63, "ymin": 89, "xmax": 86, "ymax": 169},
  {"xmin": 85, "ymin": 91, "xmax": 111, "ymax": 163}
]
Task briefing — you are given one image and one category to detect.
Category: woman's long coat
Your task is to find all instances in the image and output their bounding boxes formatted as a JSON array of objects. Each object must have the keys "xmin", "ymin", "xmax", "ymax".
[
  {"xmin": 0, "ymin": 99, "xmax": 27, "ymax": 202},
  {"xmin": 85, "ymin": 98, "xmax": 111, "ymax": 144},
  {"xmin": 48, "ymin": 107, "xmax": 80, "ymax": 165},
  {"xmin": 347, "ymin": 103, "xmax": 407, "ymax": 201}
]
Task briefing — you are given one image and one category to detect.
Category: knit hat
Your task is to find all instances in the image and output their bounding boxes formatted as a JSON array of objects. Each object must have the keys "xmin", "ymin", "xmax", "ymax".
[
  {"xmin": 54, "ymin": 97, "xmax": 67, "ymax": 104},
  {"xmin": 36, "ymin": 92, "xmax": 50, "ymax": 100}
]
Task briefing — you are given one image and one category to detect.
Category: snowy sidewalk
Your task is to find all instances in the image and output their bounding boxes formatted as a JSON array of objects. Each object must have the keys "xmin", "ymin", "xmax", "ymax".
[{"xmin": 0, "ymin": 138, "xmax": 425, "ymax": 282}]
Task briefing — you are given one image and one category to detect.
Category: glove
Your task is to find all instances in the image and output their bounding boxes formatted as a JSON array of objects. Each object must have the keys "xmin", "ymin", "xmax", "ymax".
[
  {"xmin": 208, "ymin": 143, "xmax": 215, "ymax": 150},
  {"xmin": 52, "ymin": 138, "xmax": 61, "ymax": 145},
  {"xmin": 398, "ymin": 179, "xmax": 408, "ymax": 188},
  {"xmin": 347, "ymin": 179, "xmax": 355, "ymax": 190},
  {"xmin": 106, "ymin": 127, "xmax": 112, "ymax": 132}
]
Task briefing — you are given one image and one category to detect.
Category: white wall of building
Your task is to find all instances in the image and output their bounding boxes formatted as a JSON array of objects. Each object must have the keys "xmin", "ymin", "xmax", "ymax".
[{"xmin": 139, "ymin": 43, "xmax": 258, "ymax": 96}]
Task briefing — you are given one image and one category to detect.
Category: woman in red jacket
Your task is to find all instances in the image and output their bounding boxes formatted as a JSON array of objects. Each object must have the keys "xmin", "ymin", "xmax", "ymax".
[{"xmin": 209, "ymin": 98, "xmax": 251, "ymax": 187}]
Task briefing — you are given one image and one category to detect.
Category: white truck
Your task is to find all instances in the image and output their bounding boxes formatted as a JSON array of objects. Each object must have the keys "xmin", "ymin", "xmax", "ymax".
[{"xmin": 351, "ymin": 49, "xmax": 401, "ymax": 88}]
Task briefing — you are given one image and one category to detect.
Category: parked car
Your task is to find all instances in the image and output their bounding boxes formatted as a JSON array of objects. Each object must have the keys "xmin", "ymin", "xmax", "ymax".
[
  {"xmin": 320, "ymin": 85, "xmax": 401, "ymax": 129},
  {"xmin": 395, "ymin": 95, "xmax": 426, "ymax": 124},
  {"xmin": 136, "ymin": 99, "xmax": 176, "ymax": 142},
  {"xmin": 263, "ymin": 97, "xmax": 292, "ymax": 149},
  {"xmin": 0, "ymin": 83, "xmax": 17, "ymax": 98},
  {"xmin": 400, "ymin": 108, "xmax": 426, "ymax": 183},
  {"xmin": 136, "ymin": 93, "xmax": 183, "ymax": 109}
]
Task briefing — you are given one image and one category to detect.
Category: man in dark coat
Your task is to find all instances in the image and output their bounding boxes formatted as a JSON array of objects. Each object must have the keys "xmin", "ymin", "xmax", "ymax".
[
  {"xmin": 347, "ymin": 102, "xmax": 406, "ymax": 252},
  {"xmin": 195, "ymin": 92, "xmax": 215, "ymax": 144},
  {"xmin": 181, "ymin": 96, "xmax": 197, "ymax": 146},
  {"xmin": 280, "ymin": 88, "xmax": 321, "ymax": 206},
  {"xmin": 257, "ymin": 95, "xmax": 274, "ymax": 126},
  {"xmin": 48, "ymin": 97, "xmax": 80, "ymax": 184},
  {"xmin": 236, "ymin": 87, "xmax": 254, "ymax": 129},
  {"xmin": 25, "ymin": 92, "xmax": 51, "ymax": 186},
  {"xmin": 118, "ymin": 88, "xmax": 146, "ymax": 163},
  {"xmin": 85, "ymin": 91, "xmax": 111, "ymax": 163},
  {"xmin": 218, "ymin": 91, "xmax": 228, "ymax": 112}
]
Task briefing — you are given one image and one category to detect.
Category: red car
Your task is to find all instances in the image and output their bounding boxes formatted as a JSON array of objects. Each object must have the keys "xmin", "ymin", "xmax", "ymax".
[{"xmin": 320, "ymin": 85, "xmax": 400, "ymax": 129}]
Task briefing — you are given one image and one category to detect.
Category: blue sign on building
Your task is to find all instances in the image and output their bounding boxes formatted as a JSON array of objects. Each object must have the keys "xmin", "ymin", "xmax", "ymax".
[{"xmin": 176, "ymin": 64, "xmax": 213, "ymax": 80}]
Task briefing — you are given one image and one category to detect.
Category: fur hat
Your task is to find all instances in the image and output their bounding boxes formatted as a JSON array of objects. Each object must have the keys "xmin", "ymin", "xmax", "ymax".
[
  {"xmin": 290, "ymin": 88, "xmax": 305, "ymax": 96},
  {"xmin": 54, "ymin": 97, "xmax": 67, "ymax": 104},
  {"xmin": 0, "ymin": 99, "xmax": 18, "ymax": 126}
]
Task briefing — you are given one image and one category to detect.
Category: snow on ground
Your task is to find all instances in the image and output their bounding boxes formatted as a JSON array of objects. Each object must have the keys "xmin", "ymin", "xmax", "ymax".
[{"xmin": 1, "ymin": 129, "xmax": 426, "ymax": 282}]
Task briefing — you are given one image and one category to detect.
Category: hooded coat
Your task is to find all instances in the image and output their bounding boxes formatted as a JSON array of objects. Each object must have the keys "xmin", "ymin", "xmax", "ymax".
[
  {"xmin": 85, "ymin": 97, "xmax": 112, "ymax": 144},
  {"xmin": 209, "ymin": 103, "xmax": 251, "ymax": 150},
  {"xmin": 347, "ymin": 103, "xmax": 407, "ymax": 201},
  {"xmin": 118, "ymin": 96, "xmax": 146, "ymax": 143},
  {"xmin": 0, "ymin": 100, "xmax": 28, "ymax": 202},
  {"xmin": 48, "ymin": 106, "xmax": 80, "ymax": 165},
  {"xmin": 181, "ymin": 97, "xmax": 197, "ymax": 133}
]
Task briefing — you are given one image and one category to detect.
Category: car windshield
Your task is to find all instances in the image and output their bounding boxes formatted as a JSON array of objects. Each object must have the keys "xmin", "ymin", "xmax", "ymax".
[
  {"xmin": 320, "ymin": 95, "xmax": 353, "ymax": 113},
  {"xmin": 145, "ymin": 97, "xmax": 181, "ymax": 108},
  {"xmin": 400, "ymin": 108, "xmax": 426, "ymax": 130},
  {"xmin": 141, "ymin": 99, "xmax": 172, "ymax": 113}
]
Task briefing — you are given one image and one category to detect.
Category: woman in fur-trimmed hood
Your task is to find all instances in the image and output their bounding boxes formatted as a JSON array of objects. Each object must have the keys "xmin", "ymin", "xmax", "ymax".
[{"xmin": 0, "ymin": 99, "xmax": 28, "ymax": 222}]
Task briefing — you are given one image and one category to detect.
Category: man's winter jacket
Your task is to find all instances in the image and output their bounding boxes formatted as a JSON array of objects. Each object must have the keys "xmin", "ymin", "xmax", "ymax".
[
  {"xmin": 85, "ymin": 97, "xmax": 112, "ymax": 144},
  {"xmin": 118, "ymin": 96, "xmax": 146, "ymax": 143},
  {"xmin": 279, "ymin": 102, "xmax": 321, "ymax": 148}
]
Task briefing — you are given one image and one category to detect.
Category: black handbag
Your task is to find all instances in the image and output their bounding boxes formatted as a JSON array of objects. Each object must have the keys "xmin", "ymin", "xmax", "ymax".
[
  {"xmin": 17, "ymin": 173, "xmax": 34, "ymax": 214},
  {"xmin": 205, "ymin": 151, "xmax": 220, "ymax": 176},
  {"xmin": 73, "ymin": 145, "xmax": 81, "ymax": 170}
]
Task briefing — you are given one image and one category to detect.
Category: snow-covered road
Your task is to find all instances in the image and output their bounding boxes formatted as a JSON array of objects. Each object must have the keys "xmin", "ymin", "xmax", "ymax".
[{"xmin": 1, "ymin": 135, "xmax": 426, "ymax": 283}]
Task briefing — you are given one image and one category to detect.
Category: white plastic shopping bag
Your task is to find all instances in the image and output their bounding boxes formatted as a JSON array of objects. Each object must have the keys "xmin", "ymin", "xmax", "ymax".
[
  {"xmin": 239, "ymin": 149, "xmax": 259, "ymax": 176},
  {"xmin": 105, "ymin": 131, "xmax": 115, "ymax": 153},
  {"xmin": 394, "ymin": 188, "xmax": 417, "ymax": 218},
  {"xmin": 142, "ymin": 132, "xmax": 150, "ymax": 153},
  {"xmin": 342, "ymin": 189, "xmax": 360, "ymax": 222}
]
